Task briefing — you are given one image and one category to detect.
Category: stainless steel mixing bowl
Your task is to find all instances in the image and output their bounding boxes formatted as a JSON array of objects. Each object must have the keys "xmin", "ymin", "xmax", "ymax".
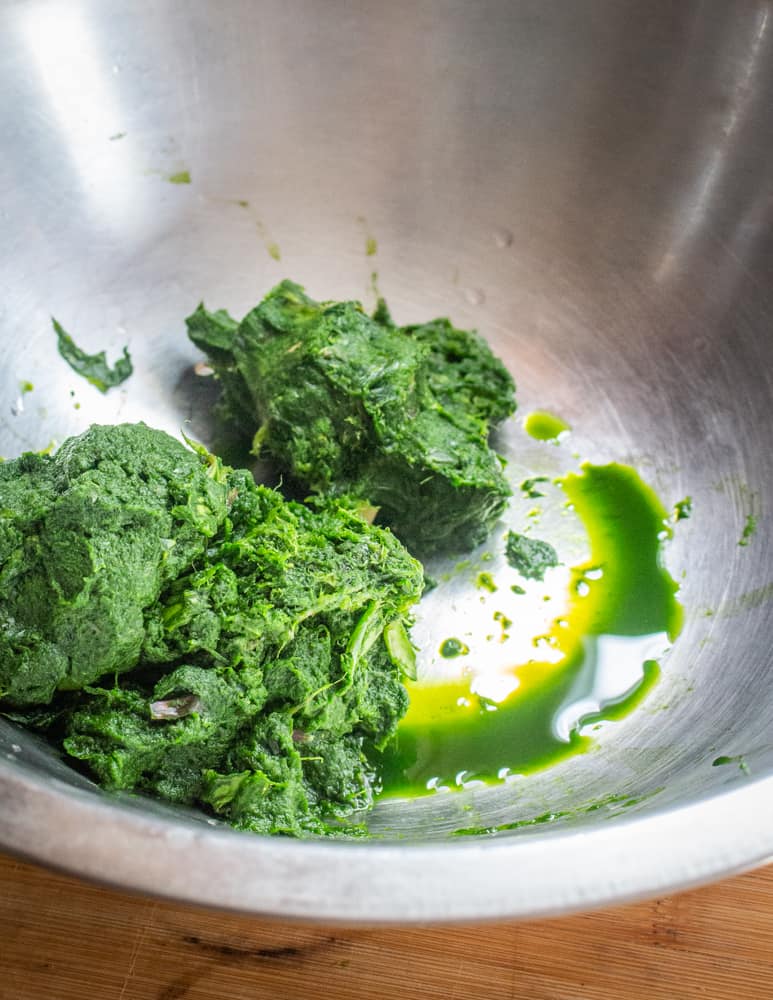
[{"xmin": 1, "ymin": 0, "xmax": 773, "ymax": 922}]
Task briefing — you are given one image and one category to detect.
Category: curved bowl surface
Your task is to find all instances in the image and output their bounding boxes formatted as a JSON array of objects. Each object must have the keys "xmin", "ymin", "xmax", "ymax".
[{"xmin": 1, "ymin": 0, "xmax": 773, "ymax": 920}]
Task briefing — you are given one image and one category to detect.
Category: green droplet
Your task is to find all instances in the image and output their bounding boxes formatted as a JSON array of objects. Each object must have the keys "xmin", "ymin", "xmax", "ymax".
[
  {"xmin": 476, "ymin": 571, "xmax": 497, "ymax": 593},
  {"xmin": 523, "ymin": 410, "xmax": 571, "ymax": 442},
  {"xmin": 366, "ymin": 236, "xmax": 378, "ymax": 256},
  {"xmin": 439, "ymin": 638, "xmax": 469, "ymax": 658},
  {"xmin": 19, "ymin": 381, "xmax": 34, "ymax": 395},
  {"xmin": 168, "ymin": 170, "xmax": 191, "ymax": 185}
]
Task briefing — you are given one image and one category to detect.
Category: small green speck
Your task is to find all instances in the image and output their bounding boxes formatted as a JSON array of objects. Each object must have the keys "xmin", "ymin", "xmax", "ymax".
[
  {"xmin": 74, "ymin": 402, "xmax": 81, "ymax": 410},
  {"xmin": 511, "ymin": 584, "xmax": 526, "ymax": 595},
  {"xmin": 439, "ymin": 638, "xmax": 469, "ymax": 658},
  {"xmin": 713, "ymin": 754, "xmax": 750, "ymax": 775},
  {"xmin": 739, "ymin": 514, "xmax": 757, "ymax": 547},
  {"xmin": 673, "ymin": 496, "xmax": 692, "ymax": 521},
  {"xmin": 254, "ymin": 220, "xmax": 280, "ymax": 261},
  {"xmin": 236, "ymin": 199, "xmax": 250, "ymax": 208},
  {"xmin": 493, "ymin": 610, "xmax": 511, "ymax": 641},
  {"xmin": 168, "ymin": 170, "xmax": 191, "ymax": 185},
  {"xmin": 19, "ymin": 381, "xmax": 34, "ymax": 395},
  {"xmin": 476, "ymin": 571, "xmax": 497, "ymax": 593},
  {"xmin": 520, "ymin": 476, "xmax": 550, "ymax": 498},
  {"xmin": 365, "ymin": 236, "xmax": 378, "ymax": 256},
  {"xmin": 109, "ymin": 132, "xmax": 126, "ymax": 141}
]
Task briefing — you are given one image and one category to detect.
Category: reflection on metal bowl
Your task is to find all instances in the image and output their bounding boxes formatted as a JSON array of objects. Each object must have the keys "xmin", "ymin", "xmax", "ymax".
[{"xmin": 1, "ymin": 0, "xmax": 773, "ymax": 921}]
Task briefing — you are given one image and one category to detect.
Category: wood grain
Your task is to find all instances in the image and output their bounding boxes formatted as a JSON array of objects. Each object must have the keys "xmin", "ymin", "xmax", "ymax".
[{"xmin": 2, "ymin": 852, "xmax": 773, "ymax": 999}]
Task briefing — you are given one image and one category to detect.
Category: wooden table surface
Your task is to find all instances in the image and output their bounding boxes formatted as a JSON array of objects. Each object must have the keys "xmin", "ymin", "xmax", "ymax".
[{"xmin": 2, "ymin": 852, "xmax": 773, "ymax": 999}]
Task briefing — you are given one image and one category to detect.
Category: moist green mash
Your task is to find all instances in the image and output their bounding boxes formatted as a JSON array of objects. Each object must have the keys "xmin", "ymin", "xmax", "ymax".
[
  {"xmin": 186, "ymin": 280, "xmax": 516, "ymax": 553},
  {"xmin": 0, "ymin": 423, "xmax": 422, "ymax": 835}
]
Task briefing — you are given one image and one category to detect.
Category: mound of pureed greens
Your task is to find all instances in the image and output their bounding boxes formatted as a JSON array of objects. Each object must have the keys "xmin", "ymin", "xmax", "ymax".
[
  {"xmin": 187, "ymin": 280, "xmax": 516, "ymax": 553},
  {"xmin": 2, "ymin": 283, "xmax": 686, "ymax": 836},
  {"xmin": 0, "ymin": 423, "xmax": 423, "ymax": 835}
]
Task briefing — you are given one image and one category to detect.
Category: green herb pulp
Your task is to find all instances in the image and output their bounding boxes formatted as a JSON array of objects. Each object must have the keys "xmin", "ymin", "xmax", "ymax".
[
  {"xmin": 520, "ymin": 476, "xmax": 549, "ymax": 498},
  {"xmin": 673, "ymin": 496, "xmax": 692, "ymax": 521},
  {"xmin": 186, "ymin": 280, "xmax": 516, "ymax": 553},
  {"xmin": 0, "ymin": 424, "xmax": 423, "ymax": 836},
  {"xmin": 504, "ymin": 531, "xmax": 559, "ymax": 581},
  {"xmin": 53, "ymin": 319, "xmax": 133, "ymax": 393}
]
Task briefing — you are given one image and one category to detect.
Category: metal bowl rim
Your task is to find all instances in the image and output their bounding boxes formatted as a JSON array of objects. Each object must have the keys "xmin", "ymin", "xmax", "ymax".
[{"xmin": 1, "ymin": 761, "xmax": 770, "ymax": 921}]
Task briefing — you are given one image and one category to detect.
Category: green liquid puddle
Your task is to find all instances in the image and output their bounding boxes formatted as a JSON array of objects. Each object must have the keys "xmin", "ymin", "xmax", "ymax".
[{"xmin": 378, "ymin": 463, "xmax": 682, "ymax": 798}]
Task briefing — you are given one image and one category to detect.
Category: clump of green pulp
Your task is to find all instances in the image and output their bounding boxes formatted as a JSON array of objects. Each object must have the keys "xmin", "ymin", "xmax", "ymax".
[
  {"xmin": 505, "ymin": 530, "xmax": 559, "ymax": 581},
  {"xmin": 186, "ymin": 279, "xmax": 516, "ymax": 554},
  {"xmin": 0, "ymin": 424, "xmax": 423, "ymax": 836}
]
